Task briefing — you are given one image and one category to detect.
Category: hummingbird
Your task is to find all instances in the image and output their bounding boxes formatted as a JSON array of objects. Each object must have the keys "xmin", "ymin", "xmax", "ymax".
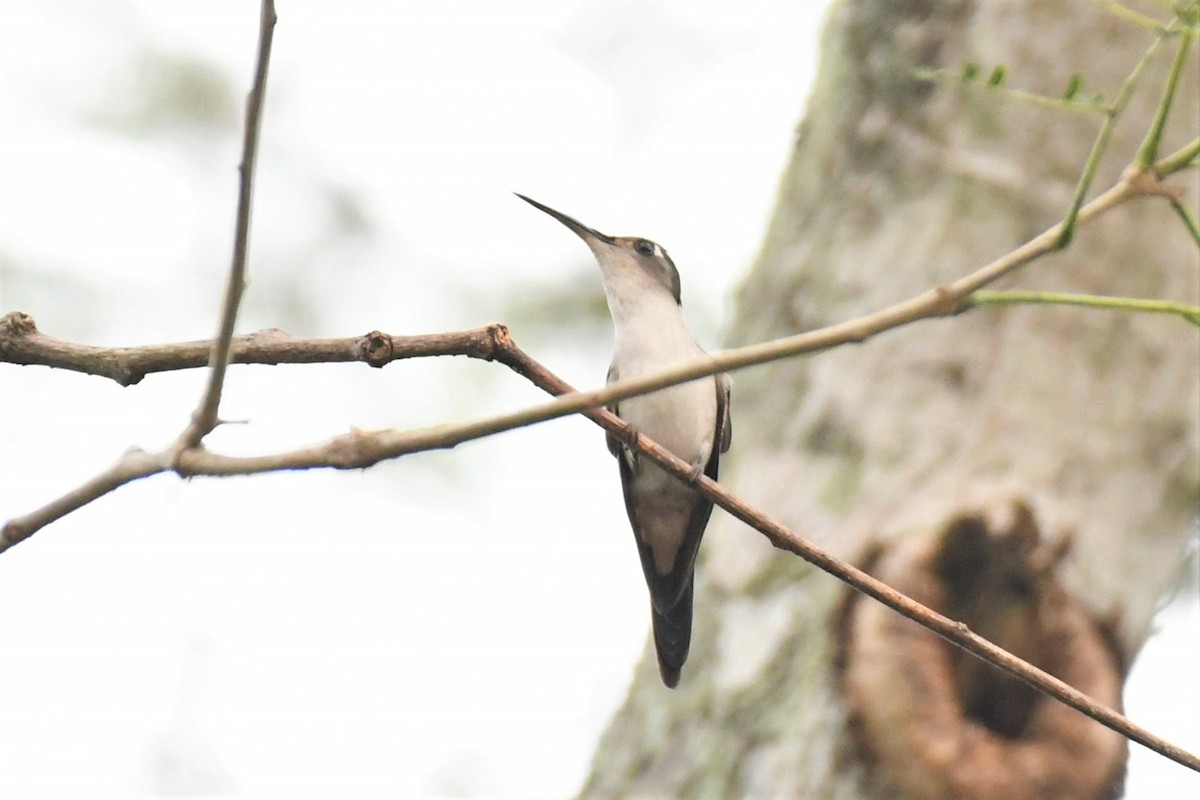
[{"xmin": 517, "ymin": 194, "xmax": 732, "ymax": 688}]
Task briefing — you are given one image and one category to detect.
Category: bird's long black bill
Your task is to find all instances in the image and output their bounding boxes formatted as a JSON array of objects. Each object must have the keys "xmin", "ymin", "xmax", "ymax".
[{"xmin": 514, "ymin": 193, "xmax": 615, "ymax": 244}]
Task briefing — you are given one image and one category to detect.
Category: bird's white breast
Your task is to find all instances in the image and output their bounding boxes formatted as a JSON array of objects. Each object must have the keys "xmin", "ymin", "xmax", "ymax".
[{"xmin": 611, "ymin": 310, "xmax": 716, "ymax": 473}]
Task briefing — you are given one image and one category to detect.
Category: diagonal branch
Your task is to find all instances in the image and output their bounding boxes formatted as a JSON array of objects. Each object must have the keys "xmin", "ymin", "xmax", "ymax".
[
  {"xmin": 181, "ymin": 0, "xmax": 277, "ymax": 448},
  {"xmin": 493, "ymin": 338, "xmax": 1200, "ymax": 775},
  {"xmin": 3, "ymin": 322, "xmax": 1197, "ymax": 771}
]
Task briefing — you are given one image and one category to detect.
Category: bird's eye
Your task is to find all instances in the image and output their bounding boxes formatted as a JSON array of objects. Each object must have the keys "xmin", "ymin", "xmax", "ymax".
[{"xmin": 635, "ymin": 240, "xmax": 655, "ymax": 256}]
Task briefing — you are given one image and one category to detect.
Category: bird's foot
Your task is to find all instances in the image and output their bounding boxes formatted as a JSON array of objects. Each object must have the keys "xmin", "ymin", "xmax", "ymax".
[
  {"xmin": 620, "ymin": 423, "xmax": 641, "ymax": 466},
  {"xmin": 620, "ymin": 422, "xmax": 641, "ymax": 449},
  {"xmin": 685, "ymin": 462, "xmax": 706, "ymax": 486}
]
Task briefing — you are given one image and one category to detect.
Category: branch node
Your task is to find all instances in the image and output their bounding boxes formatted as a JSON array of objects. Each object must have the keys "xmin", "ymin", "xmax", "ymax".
[
  {"xmin": 486, "ymin": 323, "xmax": 514, "ymax": 360},
  {"xmin": 119, "ymin": 365, "xmax": 145, "ymax": 387},
  {"xmin": 931, "ymin": 284, "xmax": 963, "ymax": 316},
  {"xmin": 0, "ymin": 311, "xmax": 38, "ymax": 338},
  {"xmin": 1120, "ymin": 164, "xmax": 1181, "ymax": 198},
  {"xmin": 0, "ymin": 520, "xmax": 29, "ymax": 552},
  {"xmin": 362, "ymin": 330, "xmax": 393, "ymax": 367}
]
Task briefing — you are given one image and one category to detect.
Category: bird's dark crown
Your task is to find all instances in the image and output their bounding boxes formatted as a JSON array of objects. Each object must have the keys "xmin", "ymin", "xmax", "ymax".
[{"xmin": 614, "ymin": 237, "xmax": 681, "ymax": 305}]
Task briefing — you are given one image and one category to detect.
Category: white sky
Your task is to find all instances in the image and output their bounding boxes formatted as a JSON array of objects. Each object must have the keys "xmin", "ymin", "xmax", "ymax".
[{"xmin": 1, "ymin": 1, "xmax": 1196, "ymax": 798}]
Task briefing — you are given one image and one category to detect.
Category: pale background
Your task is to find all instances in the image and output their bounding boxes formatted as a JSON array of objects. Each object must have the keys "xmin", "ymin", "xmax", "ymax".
[{"xmin": 1, "ymin": 2, "xmax": 1195, "ymax": 797}]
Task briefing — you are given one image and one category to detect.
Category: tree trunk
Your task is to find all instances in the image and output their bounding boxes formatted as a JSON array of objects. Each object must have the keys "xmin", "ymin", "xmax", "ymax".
[{"xmin": 580, "ymin": 1, "xmax": 1199, "ymax": 797}]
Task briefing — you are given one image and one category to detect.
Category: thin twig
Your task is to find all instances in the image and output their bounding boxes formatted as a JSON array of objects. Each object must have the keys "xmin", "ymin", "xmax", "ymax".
[
  {"xmin": 911, "ymin": 68, "xmax": 1111, "ymax": 115},
  {"xmin": 1088, "ymin": 0, "xmax": 1177, "ymax": 32},
  {"xmin": 968, "ymin": 290, "xmax": 1200, "ymax": 325},
  {"xmin": 1153, "ymin": 135, "xmax": 1200, "ymax": 175},
  {"xmin": 1134, "ymin": 20, "xmax": 1194, "ymax": 169},
  {"xmin": 182, "ymin": 0, "xmax": 277, "ymax": 448},
  {"xmin": 1058, "ymin": 23, "xmax": 1172, "ymax": 246},
  {"xmin": 1170, "ymin": 196, "xmax": 1200, "ymax": 245}
]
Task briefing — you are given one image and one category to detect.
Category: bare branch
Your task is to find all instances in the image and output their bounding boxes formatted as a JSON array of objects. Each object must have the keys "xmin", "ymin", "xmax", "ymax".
[
  {"xmin": 0, "ymin": 316, "xmax": 506, "ymax": 386},
  {"xmin": 183, "ymin": 0, "xmax": 277, "ymax": 447},
  {"xmin": 0, "ymin": 450, "xmax": 164, "ymax": 550}
]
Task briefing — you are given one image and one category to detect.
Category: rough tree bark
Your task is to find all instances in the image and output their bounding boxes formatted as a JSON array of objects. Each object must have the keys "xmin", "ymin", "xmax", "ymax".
[{"xmin": 580, "ymin": 1, "xmax": 1198, "ymax": 798}]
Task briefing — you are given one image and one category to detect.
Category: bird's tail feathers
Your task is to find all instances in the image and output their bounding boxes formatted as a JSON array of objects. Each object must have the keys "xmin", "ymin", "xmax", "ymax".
[{"xmin": 651, "ymin": 581, "xmax": 693, "ymax": 689}]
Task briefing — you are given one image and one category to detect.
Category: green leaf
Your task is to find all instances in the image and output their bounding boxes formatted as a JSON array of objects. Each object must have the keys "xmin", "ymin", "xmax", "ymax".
[{"xmin": 1063, "ymin": 73, "xmax": 1083, "ymax": 100}]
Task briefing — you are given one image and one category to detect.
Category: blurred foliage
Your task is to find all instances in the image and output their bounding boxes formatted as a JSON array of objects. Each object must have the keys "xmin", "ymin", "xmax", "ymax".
[
  {"xmin": 0, "ymin": 251, "xmax": 110, "ymax": 338},
  {"xmin": 88, "ymin": 48, "xmax": 238, "ymax": 136},
  {"xmin": 464, "ymin": 268, "xmax": 614, "ymax": 347},
  {"xmin": 916, "ymin": 64, "xmax": 1110, "ymax": 113},
  {"xmin": 241, "ymin": 181, "xmax": 378, "ymax": 334},
  {"xmin": 324, "ymin": 182, "xmax": 375, "ymax": 240},
  {"xmin": 464, "ymin": 265, "xmax": 724, "ymax": 353}
]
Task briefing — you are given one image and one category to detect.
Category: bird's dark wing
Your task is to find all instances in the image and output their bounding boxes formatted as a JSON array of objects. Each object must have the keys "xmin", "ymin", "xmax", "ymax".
[
  {"xmin": 718, "ymin": 373, "xmax": 732, "ymax": 454},
  {"xmin": 604, "ymin": 362, "xmax": 624, "ymax": 459}
]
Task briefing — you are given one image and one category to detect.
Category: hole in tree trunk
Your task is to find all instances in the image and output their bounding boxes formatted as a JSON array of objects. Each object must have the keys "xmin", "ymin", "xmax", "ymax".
[{"xmin": 837, "ymin": 498, "xmax": 1128, "ymax": 800}]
